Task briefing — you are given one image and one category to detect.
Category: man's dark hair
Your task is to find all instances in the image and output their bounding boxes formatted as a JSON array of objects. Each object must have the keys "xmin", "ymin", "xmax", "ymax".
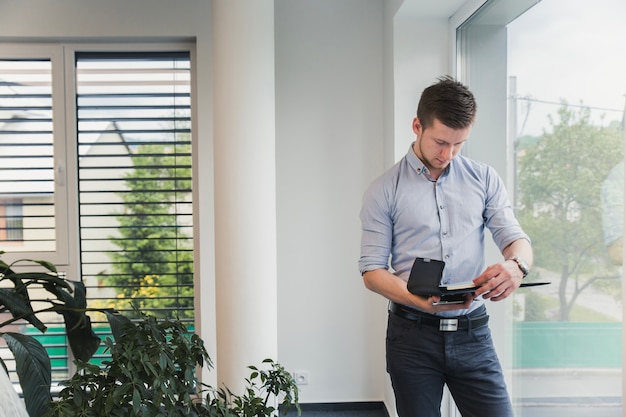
[{"xmin": 416, "ymin": 75, "xmax": 477, "ymax": 130}]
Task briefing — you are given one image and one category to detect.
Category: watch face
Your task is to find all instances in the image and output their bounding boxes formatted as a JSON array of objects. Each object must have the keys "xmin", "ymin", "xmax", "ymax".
[{"xmin": 512, "ymin": 256, "xmax": 529, "ymax": 276}]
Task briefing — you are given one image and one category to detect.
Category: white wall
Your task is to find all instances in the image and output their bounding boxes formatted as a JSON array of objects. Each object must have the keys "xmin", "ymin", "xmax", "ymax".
[
  {"xmin": 0, "ymin": 0, "xmax": 471, "ymax": 408},
  {"xmin": 393, "ymin": 7, "xmax": 453, "ymax": 161},
  {"xmin": 275, "ymin": 0, "xmax": 388, "ymax": 403}
]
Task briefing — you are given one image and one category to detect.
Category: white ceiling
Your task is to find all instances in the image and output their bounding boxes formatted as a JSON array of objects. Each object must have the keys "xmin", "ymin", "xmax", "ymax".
[{"xmin": 398, "ymin": 0, "xmax": 469, "ymax": 20}]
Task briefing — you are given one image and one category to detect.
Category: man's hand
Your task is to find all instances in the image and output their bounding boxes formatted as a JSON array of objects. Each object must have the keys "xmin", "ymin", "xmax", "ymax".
[
  {"xmin": 472, "ymin": 260, "xmax": 523, "ymax": 301},
  {"xmin": 409, "ymin": 292, "xmax": 473, "ymax": 313},
  {"xmin": 363, "ymin": 268, "xmax": 473, "ymax": 313}
]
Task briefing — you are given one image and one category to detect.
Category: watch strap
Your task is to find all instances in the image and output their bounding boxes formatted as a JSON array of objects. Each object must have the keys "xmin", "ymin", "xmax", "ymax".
[{"xmin": 507, "ymin": 256, "xmax": 529, "ymax": 278}]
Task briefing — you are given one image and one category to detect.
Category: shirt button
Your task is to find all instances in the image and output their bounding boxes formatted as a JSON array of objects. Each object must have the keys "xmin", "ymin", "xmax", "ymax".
[{"xmin": 444, "ymin": 255, "xmax": 450, "ymax": 260}]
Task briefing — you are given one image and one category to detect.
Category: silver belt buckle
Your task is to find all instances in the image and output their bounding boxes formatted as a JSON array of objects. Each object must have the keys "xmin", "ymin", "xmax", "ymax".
[{"xmin": 439, "ymin": 318, "xmax": 458, "ymax": 331}]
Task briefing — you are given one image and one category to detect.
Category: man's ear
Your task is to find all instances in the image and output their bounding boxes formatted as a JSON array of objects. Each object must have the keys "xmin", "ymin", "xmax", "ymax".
[{"xmin": 412, "ymin": 117, "xmax": 423, "ymax": 136}]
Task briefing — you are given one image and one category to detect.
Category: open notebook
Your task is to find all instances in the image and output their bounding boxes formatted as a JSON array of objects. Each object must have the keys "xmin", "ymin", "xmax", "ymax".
[{"xmin": 407, "ymin": 257, "xmax": 550, "ymax": 305}]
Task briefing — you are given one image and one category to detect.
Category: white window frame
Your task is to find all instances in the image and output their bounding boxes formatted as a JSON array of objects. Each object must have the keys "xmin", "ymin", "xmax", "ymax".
[
  {"xmin": 0, "ymin": 44, "xmax": 71, "ymax": 267},
  {"xmin": 62, "ymin": 42, "xmax": 196, "ymax": 282},
  {"xmin": 0, "ymin": 41, "xmax": 197, "ymax": 383},
  {"xmin": 0, "ymin": 42, "xmax": 196, "ymax": 278}
]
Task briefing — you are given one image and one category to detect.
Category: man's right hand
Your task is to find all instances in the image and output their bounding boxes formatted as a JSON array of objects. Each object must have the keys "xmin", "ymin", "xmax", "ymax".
[
  {"xmin": 412, "ymin": 292, "xmax": 473, "ymax": 314},
  {"xmin": 363, "ymin": 269, "xmax": 473, "ymax": 313}
]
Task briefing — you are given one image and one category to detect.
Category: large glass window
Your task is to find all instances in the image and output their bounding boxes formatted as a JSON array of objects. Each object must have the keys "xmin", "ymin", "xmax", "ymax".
[
  {"xmin": 77, "ymin": 51, "xmax": 194, "ymax": 368},
  {"xmin": 0, "ymin": 57, "xmax": 60, "ymax": 258},
  {"xmin": 508, "ymin": 2, "xmax": 624, "ymax": 415},
  {"xmin": 76, "ymin": 51, "xmax": 193, "ymax": 317},
  {"xmin": 0, "ymin": 45, "xmax": 195, "ymax": 386},
  {"xmin": 458, "ymin": 1, "xmax": 624, "ymax": 416}
]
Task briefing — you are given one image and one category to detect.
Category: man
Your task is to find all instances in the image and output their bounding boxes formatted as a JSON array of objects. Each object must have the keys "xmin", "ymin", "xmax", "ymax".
[{"xmin": 358, "ymin": 76, "xmax": 533, "ymax": 417}]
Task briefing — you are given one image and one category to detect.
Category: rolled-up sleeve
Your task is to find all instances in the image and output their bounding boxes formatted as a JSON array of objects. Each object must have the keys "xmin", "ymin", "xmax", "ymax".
[
  {"xmin": 358, "ymin": 179, "xmax": 393, "ymax": 275},
  {"xmin": 483, "ymin": 166, "xmax": 531, "ymax": 251}
]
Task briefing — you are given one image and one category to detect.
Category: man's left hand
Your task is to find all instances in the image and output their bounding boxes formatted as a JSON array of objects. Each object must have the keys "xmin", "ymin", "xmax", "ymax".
[{"xmin": 472, "ymin": 260, "xmax": 523, "ymax": 301}]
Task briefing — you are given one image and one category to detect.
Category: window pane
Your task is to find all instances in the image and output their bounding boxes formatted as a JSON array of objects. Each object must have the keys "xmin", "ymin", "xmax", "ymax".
[
  {"xmin": 75, "ymin": 51, "xmax": 194, "ymax": 366},
  {"xmin": 0, "ymin": 59, "xmax": 56, "ymax": 252},
  {"xmin": 76, "ymin": 52, "xmax": 193, "ymax": 315},
  {"xmin": 5, "ymin": 201, "xmax": 24, "ymax": 241},
  {"xmin": 458, "ymin": 0, "xmax": 624, "ymax": 415},
  {"xmin": 0, "ymin": 48, "xmax": 195, "ymax": 388},
  {"xmin": 508, "ymin": 1, "xmax": 623, "ymax": 415}
]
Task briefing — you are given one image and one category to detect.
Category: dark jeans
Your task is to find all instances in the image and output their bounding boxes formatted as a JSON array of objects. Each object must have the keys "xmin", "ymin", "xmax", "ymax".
[{"xmin": 386, "ymin": 306, "xmax": 514, "ymax": 417}]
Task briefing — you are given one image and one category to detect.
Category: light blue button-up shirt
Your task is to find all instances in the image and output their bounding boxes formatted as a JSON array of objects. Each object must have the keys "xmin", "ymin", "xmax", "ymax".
[{"xmin": 359, "ymin": 144, "xmax": 530, "ymax": 315}]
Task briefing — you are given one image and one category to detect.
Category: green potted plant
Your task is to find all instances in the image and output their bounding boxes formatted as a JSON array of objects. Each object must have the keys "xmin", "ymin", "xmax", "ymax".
[
  {"xmin": 0, "ymin": 253, "xmax": 300, "ymax": 417},
  {"xmin": 0, "ymin": 254, "xmax": 102, "ymax": 417},
  {"xmin": 47, "ymin": 312, "xmax": 301, "ymax": 417}
]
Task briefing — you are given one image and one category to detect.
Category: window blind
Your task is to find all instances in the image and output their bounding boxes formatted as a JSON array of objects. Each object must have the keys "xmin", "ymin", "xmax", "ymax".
[
  {"xmin": 0, "ymin": 59, "xmax": 56, "ymax": 252},
  {"xmin": 0, "ymin": 48, "xmax": 195, "ymax": 387},
  {"xmin": 76, "ymin": 52, "xmax": 193, "ymax": 323},
  {"xmin": 75, "ymin": 52, "xmax": 194, "ymax": 366},
  {"xmin": 0, "ymin": 56, "xmax": 63, "ymax": 386}
]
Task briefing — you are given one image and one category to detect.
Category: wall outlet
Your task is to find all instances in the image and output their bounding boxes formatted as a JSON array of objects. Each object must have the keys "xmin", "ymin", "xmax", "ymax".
[{"xmin": 293, "ymin": 371, "xmax": 310, "ymax": 385}]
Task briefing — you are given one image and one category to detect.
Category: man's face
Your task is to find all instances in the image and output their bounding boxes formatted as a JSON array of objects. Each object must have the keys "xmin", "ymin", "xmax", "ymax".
[{"xmin": 412, "ymin": 117, "xmax": 470, "ymax": 177}]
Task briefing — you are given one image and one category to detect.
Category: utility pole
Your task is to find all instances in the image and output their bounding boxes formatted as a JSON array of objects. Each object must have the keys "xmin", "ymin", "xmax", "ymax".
[{"xmin": 508, "ymin": 76, "xmax": 518, "ymax": 208}]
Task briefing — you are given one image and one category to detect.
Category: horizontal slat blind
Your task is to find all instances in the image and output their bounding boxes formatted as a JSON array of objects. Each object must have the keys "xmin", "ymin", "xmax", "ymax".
[
  {"xmin": 0, "ymin": 49, "xmax": 195, "ymax": 387},
  {"xmin": 0, "ymin": 59, "xmax": 56, "ymax": 251},
  {"xmin": 76, "ymin": 52, "xmax": 194, "ymax": 358}
]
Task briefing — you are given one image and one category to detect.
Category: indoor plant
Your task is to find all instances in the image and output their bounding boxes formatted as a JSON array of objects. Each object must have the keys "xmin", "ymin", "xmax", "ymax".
[
  {"xmin": 46, "ymin": 312, "xmax": 301, "ymax": 417},
  {"xmin": 0, "ymin": 253, "xmax": 300, "ymax": 417},
  {"xmin": 0, "ymin": 253, "xmax": 102, "ymax": 417}
]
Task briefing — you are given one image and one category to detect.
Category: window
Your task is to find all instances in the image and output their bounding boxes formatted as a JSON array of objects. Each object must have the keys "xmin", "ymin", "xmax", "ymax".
[
  {"xmin": 0, "ymin": 45, "xmax": 195, "ymax": 385},
  {"xmin": 0, "ymin": 57, "xmax": 58, "ymax": 256},
  {"xmin": 76, "ymin": 51, "xmax": 194, "ymax": 321},
  {"xmin": 1, "ymin": 200, "xmax": 24, "ymax": 242},
  {"xmin": 457, "ymin": 0, "xmax": 624, "ymax": 415}
]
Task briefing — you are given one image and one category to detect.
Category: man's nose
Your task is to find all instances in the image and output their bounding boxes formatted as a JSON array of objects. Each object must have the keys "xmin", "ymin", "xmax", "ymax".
[{"xmin": 441, "ymin": 145, "xmax": 455, "ymax": 159}]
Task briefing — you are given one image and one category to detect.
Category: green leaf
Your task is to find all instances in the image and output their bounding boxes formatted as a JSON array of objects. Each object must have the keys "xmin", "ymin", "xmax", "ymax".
[
  {"xmin": 42, "ymin": 280, "xmax": 79, "ymax": 308},
  {"xmin": 31, "ymin": 259, "xmax": 58, "ymax": 273},
  {"xmin": 0, "ymin": 288, "xmax": 47, "ymax": 332},
  {"xmin": 12, "ymin": 271, "xmax": 71, "ymax": 290},
  {"xmin": 66, "ymin": 312, "xmax": 101, "ymax": 362},
  {"xmin": 3, "ymin": 332, "xmax": 52, "ymax": 417},
  {"xmin": 133, "ymin": 388, "xmax": 141, "ymax": 414},
  {"xmin": 105, "ymin": 310, "xmax": 133, "ymax": 341},
  {"xmin": 0, "ymin": 267, "xmax": 29, "ymax": 303},
  {"xmin": 46, "ymin": 281, "xmax": 101, "ymax": 362}
]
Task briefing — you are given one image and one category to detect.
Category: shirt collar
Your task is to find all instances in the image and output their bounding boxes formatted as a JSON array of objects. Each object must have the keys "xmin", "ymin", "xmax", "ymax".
[
  {"xmin": 406, "ymin": 142, "xmax": 424, "ymax": 174},
  {"xmin": 406, "ymin": 142, "xmax": 452, "ymax": 179}
]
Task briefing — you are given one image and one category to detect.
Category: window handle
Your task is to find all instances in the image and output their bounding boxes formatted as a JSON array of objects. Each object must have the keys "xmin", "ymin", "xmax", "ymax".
[{"xmin": 56, "ymin": 163, "xmax": 65, "ymax": 186}]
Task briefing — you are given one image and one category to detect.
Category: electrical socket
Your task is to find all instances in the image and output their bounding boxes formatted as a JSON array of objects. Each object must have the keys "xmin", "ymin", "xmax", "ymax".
[{"xmin": 293, "ymin": 371, "xmax": 310, "ymax": 385}]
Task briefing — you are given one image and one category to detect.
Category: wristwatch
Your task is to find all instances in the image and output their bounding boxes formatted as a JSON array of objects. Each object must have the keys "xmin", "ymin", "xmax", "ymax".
[{"xmin": 507, "ymin": 256, "xmax": 530, "ymax": 278}]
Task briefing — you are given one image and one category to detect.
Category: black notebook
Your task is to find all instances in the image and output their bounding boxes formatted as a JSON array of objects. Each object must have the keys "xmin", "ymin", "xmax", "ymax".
[
  {"xmin": 407, "ymin": 257, "xmax": 550, "ymax": 303},
  {"xmin": 406, "ymin": 257, "xmax": 446, "ymax": 297},
  {"xmin": 406, "ymin": 257, "xmax": 469, "ymax": 304}
]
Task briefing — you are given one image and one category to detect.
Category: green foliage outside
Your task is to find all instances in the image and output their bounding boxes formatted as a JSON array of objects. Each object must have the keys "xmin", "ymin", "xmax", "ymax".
[
  {"xmin": 516, "ymin": 103, "xmax": 623, "ymax": 321},
  {"xmin": 521, "ymin": 291, "xmax": 618, "ymax": 322},
  {"xmin": 104, "ymin": 142, "xmax": 194, "ymax": 319}
]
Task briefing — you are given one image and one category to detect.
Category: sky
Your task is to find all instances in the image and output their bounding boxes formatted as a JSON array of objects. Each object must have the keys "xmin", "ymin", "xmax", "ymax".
[{"xmin": 507, "ymin": 0, "xmax": 626, "ymax": 137}]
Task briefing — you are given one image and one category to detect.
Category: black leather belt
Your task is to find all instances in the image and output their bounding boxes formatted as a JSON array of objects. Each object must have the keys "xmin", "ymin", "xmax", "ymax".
[{"xmin": 389, "ymin": 301, "xmax": 489, "ymax": 332}]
